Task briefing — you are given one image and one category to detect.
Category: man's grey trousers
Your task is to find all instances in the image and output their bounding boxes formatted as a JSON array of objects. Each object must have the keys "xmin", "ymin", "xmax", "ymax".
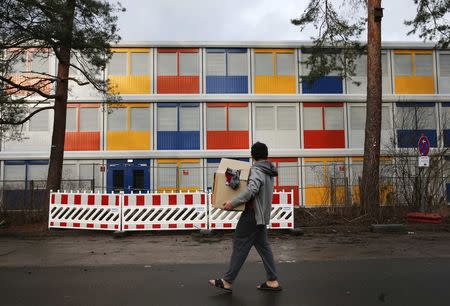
[{"xmin": 223, "ymin": 209, "xmax": 278, "ymax": 283}]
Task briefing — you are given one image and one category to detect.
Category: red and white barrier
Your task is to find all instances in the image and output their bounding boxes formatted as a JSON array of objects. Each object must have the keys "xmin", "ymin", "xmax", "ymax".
[
  {"xmin": 208, "ymin": 191, "xmax": 294, "ymax": 230},
  {"xmin": 48, "ymin": 191, "xmax": 121, "ymax": 231},
  {"xmin": 121, "ymin": 192, "xmax": 207, "ymax": 231}
]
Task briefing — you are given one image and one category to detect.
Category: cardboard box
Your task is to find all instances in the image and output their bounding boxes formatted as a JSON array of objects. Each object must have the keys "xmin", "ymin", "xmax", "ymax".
[{"xmin": 211, "ymin": 158, "xmax": 251, "ymax": 211}]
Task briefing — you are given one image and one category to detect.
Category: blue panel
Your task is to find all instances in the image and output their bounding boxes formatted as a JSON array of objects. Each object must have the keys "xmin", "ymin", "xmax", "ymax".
[
  {"xmin": 397, "ymin": 130, "xmax": 437, "ymax": 148},
  {"xmin": 444, "ymin": 130, "xmax": 450, "ymax": 147},
  {"xmin": 206, "ymin": 76, "xmax": 248, "ymax": 93},
  {"xmin": 396, "ymin": 102, "xmax": 435, "ymax": 107},
  {"xmin": 157, "ymin": 131, "xmax": 200, "ymax": 150},
  {"xmin": 302, "ymin": 76, "xmax": 343, "ymax": 94},
  {"xmin": 107, "ymin": 159, "xmax": 150, "ymax": 193},
  {"xmin": 207, "ymin": 158, "xmax": 249, "ymax": 164},
  {"xmin": 206, "ymin": 48, "xmax": 247, "ymax": 53},
  {"xmin": 447, "ymin": 184, "xmax": 450, "ymax": 203},
  {"xmin": 442, "ymin": 102, "xmax": 450, "ymax": 107}
]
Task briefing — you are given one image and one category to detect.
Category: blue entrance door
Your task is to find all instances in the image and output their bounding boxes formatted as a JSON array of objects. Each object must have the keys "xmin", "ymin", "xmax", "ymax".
[{"xmin": 107, "ymin": 159, "xmax": 150, "ymax": 193}]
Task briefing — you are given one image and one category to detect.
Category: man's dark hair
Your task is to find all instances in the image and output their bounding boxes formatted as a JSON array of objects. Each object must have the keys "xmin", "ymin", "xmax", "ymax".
[{"xmin": 251, "ymin": 142, "xmax": 268, "ymax": 161}]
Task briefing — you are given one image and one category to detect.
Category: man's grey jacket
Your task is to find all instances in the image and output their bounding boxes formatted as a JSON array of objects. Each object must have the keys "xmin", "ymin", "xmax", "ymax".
[{"xmin": 230, "ymin": 160, "xmax": 278, "ymax": 225}]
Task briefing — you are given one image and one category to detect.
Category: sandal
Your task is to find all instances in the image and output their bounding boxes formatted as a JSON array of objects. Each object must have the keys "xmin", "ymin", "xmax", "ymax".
[
  {"xmin": 257, "ymin": 282, "xmax": 283, "ymax": 291},
  {"xmin": 209, "ymin": 279, "xmax": 232, "ymax": 293}
]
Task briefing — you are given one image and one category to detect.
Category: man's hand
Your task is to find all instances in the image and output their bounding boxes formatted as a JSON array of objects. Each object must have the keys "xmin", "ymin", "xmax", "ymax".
[{"xmin": 223, "ymin": 201, "xmax": 233, "ymax": 211}]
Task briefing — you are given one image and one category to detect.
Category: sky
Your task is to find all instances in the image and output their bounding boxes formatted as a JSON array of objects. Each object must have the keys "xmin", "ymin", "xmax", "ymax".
[{"xmin": 115, "ymin": 0, "xmax": 422, "ymax": 42}]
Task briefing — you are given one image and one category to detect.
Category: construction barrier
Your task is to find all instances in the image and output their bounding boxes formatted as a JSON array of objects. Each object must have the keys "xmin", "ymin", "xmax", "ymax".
[
  {"xmin": 48, "ymin": 191, "xmax": 121, "ymax": 231},
  {"xmin": 48, "ymin": 190, "xmax": 294, "ymax": 232},
  {"xmin": 122, "ymin": 192, "xmax": 207, "ymax": 231},
  {"xmin": 208, "ymin": 191, "xmax": 294, "ymax": 230}
]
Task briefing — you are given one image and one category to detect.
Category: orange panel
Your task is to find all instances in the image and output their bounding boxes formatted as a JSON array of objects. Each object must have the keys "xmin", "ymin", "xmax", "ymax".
[
  {"xmin": 206, "ymin": 131, "xmax": 249, "ymax": 149},
  {"xmin": 157, "ymin": 76, "xmax": 199, "ymax": 93},
  {"xmin": 7, "ymin": 74, "xmax": 52, "ymax": 95},
  {"xmin": 65, "ymin": 132, "xmax": 100, "ymax": 151}
]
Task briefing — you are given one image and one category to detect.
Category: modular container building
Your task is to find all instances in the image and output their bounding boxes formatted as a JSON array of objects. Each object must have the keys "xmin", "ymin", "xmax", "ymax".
[
  {"xmin": 205, "ymin": 48, "xmax": 249, "ymax": 93},
  {"xmin": 108, "ymin": 48, "xmax": 152, "ymax": 94},
  {"xmin": 2, "ymin": 41, "xmax": 450, "ymax": 207},
  {"xmin": 65, "ymin": 104, "xmax": 101, "ymax": 151},
  {"xmin": 156, "ymin": 48, "xmax": 200, "ymax": 93},
  {"xmin": 156, "ymin": 103, "xmax": 201, "ymax": 150},
  {"xmin": 206, "ymin": 103, "xmax": 249, "ymax": 149}
]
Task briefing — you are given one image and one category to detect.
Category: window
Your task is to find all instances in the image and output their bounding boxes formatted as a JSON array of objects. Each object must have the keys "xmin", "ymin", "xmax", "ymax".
[
  {"xmin": 276, "ymin": 53, "xmax": 294, "ymax": 76},
  {"xmin": 255, "ymin": 106, "xmax": 275, "ymax": 130},
  {"xmin": 157, "ymin": 163, "xmax": 177, "ymax": 188},
  {"xmin": 29, "ymin": 110, "xmax": 49, "ymax": 131},
  {"xmin": 278, "ymin": 162, "xmax": 298, "ymax": 186},
  {"xmin": 130, "ymin": 107, "xmax": 150, "ymax": 131},
  {"xmin": 28, "ymin": 164, "xmax": 48, "ymax": 180},
  {"xmin": 277, "ymin": 106, "xmax": 296, "ymax": 130},
  {"xmin": 255, "ymin": 53, "xmax": 273, "ymax": 76},
  {"xmin": 207, "ymin": 107, "xmax": 226, "ymax": 131},
  {"xmin": 130, "ymin": 53, "xmax": 149, "ymax": 76},
  {"xmin": 157, "ymin": 53, "xmax": 177, "ymax": 76},
  {"xmin": 108, "ymin": 52, "xmax": 127, "ymax": 75},
  {"xmin": 442, "ymin": 107, "xmax": 450, "ymax": 129},
  {"xmin": 440, "ymin": 54, "xmax": 450, "ymax": 77},
  {"xmin": 31, "ymin": 53, "xmax": 49, "ymax": 74},
  {"xmin": 396, "ymin": 105, "xmax": 436, "ymax": 130},
  {"xmin": 62, "ymin": 164, "xmax": 77, "ymax": 180},
  {"xmin": 382, "ymin": 53, "xmax": 389, "ymax": 76},
  {"xmin": 108, "ymin": 108, "xmax": 127, "ymax": 131},
  {"xmin": 304, "ymin": 163, "xmax": 324, "ymax": 186},
  {"xmin": 229, "ymin": 107, "xmax": 248, "ymax": 130},
  {"xmin": 157, "ymin": 107, "xmax": 177, "ymax": 131},
  {"xmin": 394, "ymin": 54, "xmax": 413, "ymax": 76},
  {"xmin": 324, "ymin": 107, "xmax": 344, "ymax": 130},
  {"xmin": 415, "ymin": 54, "xmax": 433, "ymax": 76},
  {"xmin": 354, "ymin": 55, "xmax": 367, "ymax": 76},
  {"xmin": 303, "ymin": 107, "xmax": 322, "ymax": 130},
  {"xmin": 179, "ymin": 53, "xmax": 198, "ymax": 76},
  {"xmin": 79, "ymin": 108, "xmax": 99, "ymax": 131},
  {"xmin": 228, "ymin": 53, "xmax": 247, "ymax": 76},
  {"xmin": 4, "ymin": 164, "xmax": 26, "ymax": 180},
  {"xmin": 66, "ymin": 108, "xmax": 77, "ymax": 132},
  {"xmin": 206, "ymin": 53, "xmax": 226, "ymax": 76},
  {"xmin": 350, "ymin": 106, "xmax": 365, "ymax": 130},
  {"xmin": 179, "ymin": 107, "xmax": 199, "ymax": 131},
  {"xmin": 11, "ymin": 52, "xmax": 26, "ymax": 73}
]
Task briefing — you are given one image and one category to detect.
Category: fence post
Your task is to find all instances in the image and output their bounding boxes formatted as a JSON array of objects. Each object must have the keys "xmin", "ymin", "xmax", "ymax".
[
  {"xmin": 91, "ymin": 179, "xmax": 95, "ymax": 192},
  {"xmin": 330, "ymin": 177, "xmax": 336, "ymax": 206}
]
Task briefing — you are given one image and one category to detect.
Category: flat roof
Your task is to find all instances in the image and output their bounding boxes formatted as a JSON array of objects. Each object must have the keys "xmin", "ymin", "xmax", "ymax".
[{"xmin": 113, "ymin": 41, "xmax": 445, "ymax": 49}]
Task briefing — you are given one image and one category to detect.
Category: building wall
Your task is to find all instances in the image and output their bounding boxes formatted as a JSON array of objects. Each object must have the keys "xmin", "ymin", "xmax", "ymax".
[{"xmin": 3, "ymin": 42, "xmax": 450, "ymax": 202}]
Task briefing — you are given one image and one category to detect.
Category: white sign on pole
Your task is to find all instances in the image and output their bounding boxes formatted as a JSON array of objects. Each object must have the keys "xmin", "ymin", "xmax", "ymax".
[{"xmin": 418, "ymin": 156, "xmax": 430, "ymax": 168}]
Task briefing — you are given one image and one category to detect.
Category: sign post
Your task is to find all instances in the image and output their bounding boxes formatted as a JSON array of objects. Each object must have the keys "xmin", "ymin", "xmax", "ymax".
[{"xmin": 417, "ymin": 135, "xmax": 430, "ymax": 212}]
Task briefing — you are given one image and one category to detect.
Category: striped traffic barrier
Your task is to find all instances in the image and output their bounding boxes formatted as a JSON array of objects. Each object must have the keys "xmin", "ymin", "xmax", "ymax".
[
  {"xmin": 48, "ymin": 191, "xmax": 121, "ymax": 231},
  {"xmin": 121, "ymin": 191, "xmax": 207, "ymax": 231}
]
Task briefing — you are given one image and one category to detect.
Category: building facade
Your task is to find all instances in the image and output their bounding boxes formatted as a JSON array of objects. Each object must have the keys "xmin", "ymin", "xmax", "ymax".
[{"xmin": 2, "ymin": 41, "xmax": 450, "ymax": 207}]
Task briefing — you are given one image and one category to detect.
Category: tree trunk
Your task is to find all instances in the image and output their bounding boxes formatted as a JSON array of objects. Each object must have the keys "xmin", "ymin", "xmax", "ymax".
[
  {"xmin": 361, "ymin": 0, "xmax": 383, "ymax": 214},
  {"xmin": 45, "ymin": 0, "xmax": 76, "ymax": 210}
]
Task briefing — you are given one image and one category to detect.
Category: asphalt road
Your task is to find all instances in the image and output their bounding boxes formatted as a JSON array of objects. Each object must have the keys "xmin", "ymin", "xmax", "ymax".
[{"xmin": 1, "ymin": 258, "xmax": 449, "ymax": 306}]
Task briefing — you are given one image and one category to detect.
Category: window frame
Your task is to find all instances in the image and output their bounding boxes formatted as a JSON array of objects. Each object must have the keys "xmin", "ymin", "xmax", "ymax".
[
  {"xmin": 207, "ymin": 103, "xmax": 249, "ymax": 132},
  {"xmin": 157, "ymin": 49, "xmax": 199, "ymax": 77}
]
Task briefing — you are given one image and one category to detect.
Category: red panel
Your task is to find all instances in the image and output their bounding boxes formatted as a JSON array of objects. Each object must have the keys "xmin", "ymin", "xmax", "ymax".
[
  {"xmin": 158, "ymin": 48, "xmax": 198, "ymax": 53},
  {"xmin": 274, "ymin": 186, "xmax": 300, "ymax": 206},
  {"xmin": 65, "ymin": 132, "xmax": 100, "ymax": 151},
  {"xmin": 207, "ymin": 131, "xmax": 249, "ymax": 149},
  {"xmin": 269, "ymin": 157, "xmax": 298, "ymax": 163},
  {"xmin": 157, "ymin": 76, "xmax": 199, "ymax": 93},
  {"xmin": 304, "ymin": 130, "xmax": 345, "ymax": 148}
]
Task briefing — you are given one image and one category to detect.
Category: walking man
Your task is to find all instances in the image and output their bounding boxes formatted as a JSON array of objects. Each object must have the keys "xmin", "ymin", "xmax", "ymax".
[{"xmin": 209, "ymin": 142, "xmax": 282, "ymax": 293}]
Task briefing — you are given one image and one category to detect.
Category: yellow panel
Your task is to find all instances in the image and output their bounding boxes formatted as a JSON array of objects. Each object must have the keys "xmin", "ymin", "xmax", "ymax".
[
  {"xmin": 351, "ymin": 183, "xmax": 394, "ymax": 205},
  {"xmin": 305, "ymin": 187, "xmax": 329, "ymax": 206},
  {"xmin": 394, "ymin": 50, "xmax": 432, "ymax": 55},
  {"xmin": 351, "ymin": 156, "xmax": 393, "ymax": 162},
  {"xmin": 304, "ymin": 157, "xmax": 345, "ymax": 163},
  {"xmin": 157, "ymin": 159, "xmax": 200, "ymax": 165},
  {"xmin": 107, "ymin": 131, "xmax": 150, "ymax": 150},
  {"xmin": 254, "ymin": 76, "xmax": 296, "ymax": 93},
  {"xmin": 109, "ymin": 76, "xmax": 151, "ymax": 94},
  {"xmin": 255, "ymin": 49, "xmax": 294, "ymax": 53},
  {"xmin": 156, "ymin": 187, "xmax": 201, "ymax": 193},
  {"xmin": 111, "ymin": 48, "xmax": 150, "ymax": 53},
  {"xmin": 394, "ymin": 76, "xmax": 434, "ymax": 94}
]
